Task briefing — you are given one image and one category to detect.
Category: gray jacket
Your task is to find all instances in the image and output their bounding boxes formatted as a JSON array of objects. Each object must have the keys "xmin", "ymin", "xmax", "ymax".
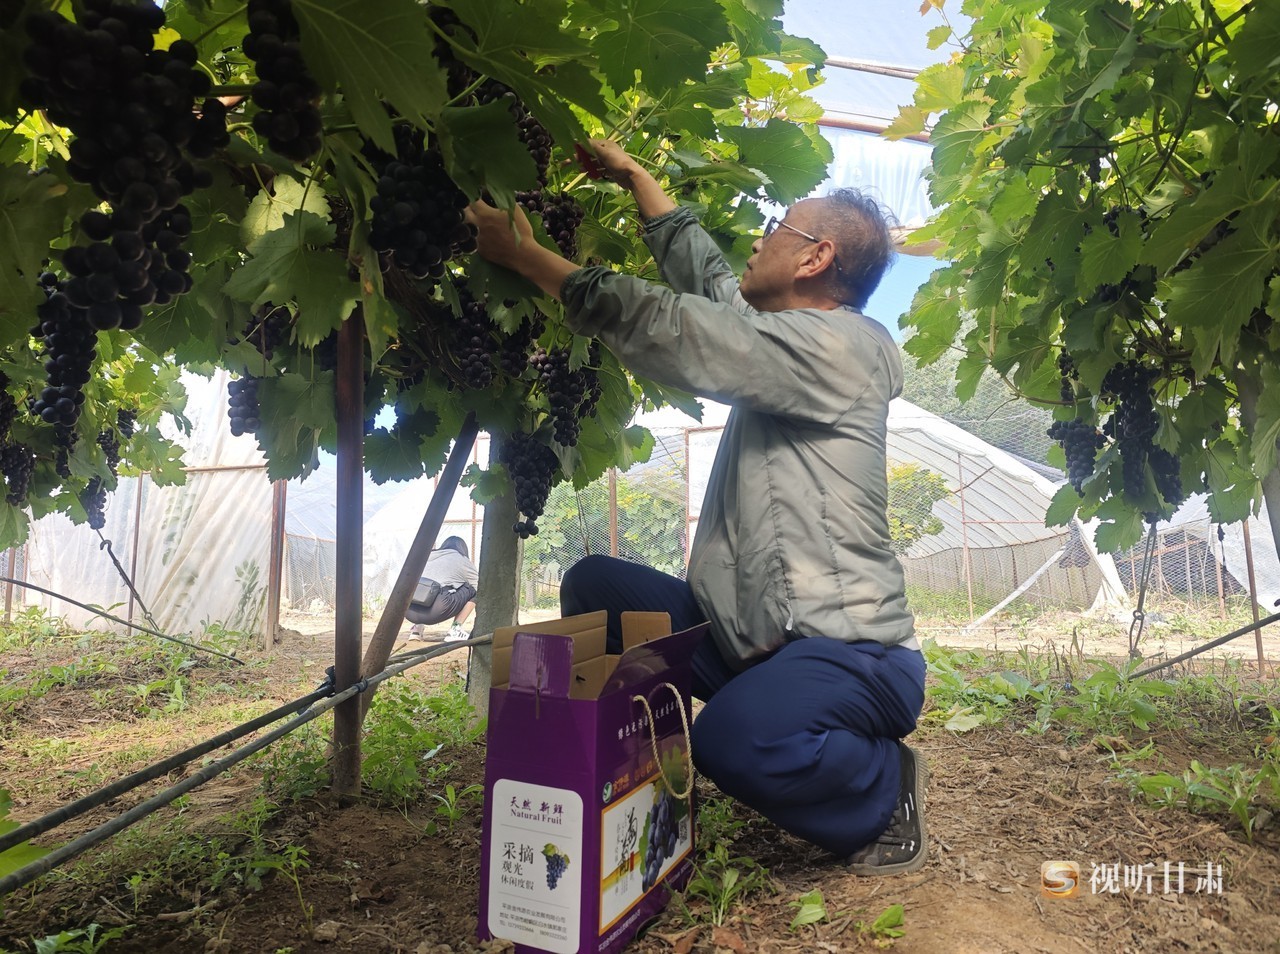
[{"xmin": 561, "ymin": 207, "xmax": 916, "ymax": 669}]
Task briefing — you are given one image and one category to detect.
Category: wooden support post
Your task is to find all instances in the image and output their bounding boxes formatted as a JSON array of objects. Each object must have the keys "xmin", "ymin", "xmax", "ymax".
[
  {"xmin": 1212, "ymin": 519, "xmax": 1227, "ymax": 620},
  {"xmin": 331, "ymin": 310, "xmax": 365, "ymax": 798}
]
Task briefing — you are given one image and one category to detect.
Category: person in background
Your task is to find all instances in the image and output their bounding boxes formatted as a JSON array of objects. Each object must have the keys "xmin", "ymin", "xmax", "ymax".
[
  {"xmin": 404, "ymin": 535, "xmax": 478, "ymax": 643},
  {"xmin": 463, "ymin": 140, "xmax": 927, "ymax": 875}
]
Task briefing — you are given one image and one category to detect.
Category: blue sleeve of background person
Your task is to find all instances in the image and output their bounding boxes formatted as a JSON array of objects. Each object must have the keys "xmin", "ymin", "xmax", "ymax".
[{"xmin": 560, "ymin": 266, "xmax": 890, "ymax": 424}]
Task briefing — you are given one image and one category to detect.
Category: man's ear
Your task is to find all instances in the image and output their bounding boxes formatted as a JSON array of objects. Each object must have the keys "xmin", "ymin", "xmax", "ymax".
[{"xmin": 794, "ymin": 240, "xmax": 838, "ymax": 280}]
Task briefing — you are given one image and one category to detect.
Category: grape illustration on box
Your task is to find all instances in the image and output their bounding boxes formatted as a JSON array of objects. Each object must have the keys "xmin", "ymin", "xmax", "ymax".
[
  {"xmin": 641, "ymin": 782, "xmax": 684, "ymax": 891},
  {"xmin": 543, "ymin": 843, "xmax": 570, "ymax": 890}
]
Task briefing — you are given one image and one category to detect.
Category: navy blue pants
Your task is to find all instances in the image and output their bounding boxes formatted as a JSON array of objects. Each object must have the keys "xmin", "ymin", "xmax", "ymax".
[{"xmin": 560, "ymin": 555, "xmax": 925, "ymax": 857}]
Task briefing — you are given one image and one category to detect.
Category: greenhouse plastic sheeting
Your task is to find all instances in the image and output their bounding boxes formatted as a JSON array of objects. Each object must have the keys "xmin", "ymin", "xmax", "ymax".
[{"xmin": 22, "ymin": 371, "xmax": 275, "ymax": 638}]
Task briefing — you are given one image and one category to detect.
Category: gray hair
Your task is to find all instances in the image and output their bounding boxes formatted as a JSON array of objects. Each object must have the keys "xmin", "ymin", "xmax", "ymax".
[{"xmin": 821, "ymin": 189, "xmax": 896, "ymax": 310}]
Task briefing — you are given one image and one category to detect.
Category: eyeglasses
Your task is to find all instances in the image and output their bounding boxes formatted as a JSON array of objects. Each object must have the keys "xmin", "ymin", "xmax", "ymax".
[{"xmin": 763, "ymin": 216, "xmax": 843, "ymax": 274}]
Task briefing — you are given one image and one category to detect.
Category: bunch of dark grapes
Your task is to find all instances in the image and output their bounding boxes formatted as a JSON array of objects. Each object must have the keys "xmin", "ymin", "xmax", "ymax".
[
  {"xmin": 580, "ymin": 341, "xmax": 604, "ymax": 419},
  {"xmin": 498, "ymin": 312, "xmax": 546, "ymax": 379},
  {"xmin": 543, "ymin": 846, "xmax": 569, "ymax": 890},
  {"xmin": 234, "ymin": 303, "xmax": 292, "ymax": 362},
  {"xmin": 20, "ymin": 1, "xmax": 220, "ymax": 332},
  {"xmin": 54, "ymin": 428, "xmax": 78, "ymax": 480},
  {"xmin": 31, "ymin": 276, "xmax": 94, "ymax": 430},
  {"xmin": 228, "ymin": 377, "xmax": 262, "ymax": 437},
  {"xmin": 117, "ymin": 408, "xmax": 137, "ymax": 440},
  {"xmin": 501, "ymin": 431, "xmax": 558, "ymax": 538},
  {"xmin": 529, "ymin": 346, "xmax": 589, "ymax": 446},
  {"xmin": 641, "ymin": 790, "xmax": 680, "ymax": 891},
  {"xmin": 243, "ymin": 0, "xmax": 324, "ymax": 161},
  {"xmin": 1100, "ymin": 360, "xmax": 1160, "ymax": 499},
  {"xmin": 80, "ymin": 477, "xmax": 108, "ymax": 530},
  {"xmin": 0, "ymin": 444, "xmax": 36, "ymax": 506},
  {"xmin": 0, "ymin": 374, "xmax": 17, "ymax": 444},
  {"xmin": 449, "ymin": 291, "xmax": 498, "ymax": 389},
  {"xmin": 1047, "ymin": 418, "xmax": 1104, "ymax": 495},
  {"xmin": 97, "ymin": 425, "xmax": 121, "ymax": 475},
  {"xmin": 1057, "ymin": 350, "xmax": 1077, "ymax": 402},
  {"xmin": 515, "ymin": 191, "xmax": 585, "ymax": 259},
  {"xmin": 1149, "ymin": 446, "xmax": 1184, "ymax": 514},
  {"xmin": 367, "ymin": 127, "xmax": 476, "ymax": 287}
]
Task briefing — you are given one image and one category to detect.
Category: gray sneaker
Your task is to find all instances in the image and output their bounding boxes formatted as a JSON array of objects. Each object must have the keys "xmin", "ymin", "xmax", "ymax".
[{"xmin": 846, "ymin": 742, "xmax": 928, "ymax": 876}]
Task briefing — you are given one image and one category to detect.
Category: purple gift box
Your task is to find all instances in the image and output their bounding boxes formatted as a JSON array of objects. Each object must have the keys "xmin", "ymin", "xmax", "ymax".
[{"xmin": 478, "ymin": 611, "xmax": 707, "ymax": 954}]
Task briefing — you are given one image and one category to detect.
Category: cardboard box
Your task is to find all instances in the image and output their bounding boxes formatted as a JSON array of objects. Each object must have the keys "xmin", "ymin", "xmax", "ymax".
[{"xmin": 478, "ymin": 611, "xmax": 708, "ymax": 954}]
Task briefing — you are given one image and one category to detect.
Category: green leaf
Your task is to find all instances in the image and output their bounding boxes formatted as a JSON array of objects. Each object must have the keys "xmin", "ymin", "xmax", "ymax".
[
  {"xmin": 1077, "ymin": 209, "xmax": 1143, "ymax": 294},
  {"xmin": 1045, "ymin": 484, "xmax": 1082, "ymax": 528},
  {"xmin": 448, "ymin": 0, "xmax": 600, "ymax": 149},
  {"xmin": 1071, "ymin": 22, "xmax": 1138, "ymax": 119},
  {"xmin": 437, "ymin": 102, "xmax": 540, "ymax": 208},
  {"xmin": 721, "ymin": 119, "xmax": 831, "ymax": 204},
  {"xmin": 871, "ymin": 903, "xmax": 905, "ymax": 934},
  {"xmin": 223, "ymin": 212, "xmax": 359, "ymax": 346},
  {"xmin": 928, "ymin": 100, "xmax": 989, "ymax": 180},
  {"xmin": 1162, "ymin": 201, "xmax": 1280, "ymax": 377},
  {"xmin": 0, "ymin": 506, "xmax": 31, "ymax": 551},
  {"xmin": 292, "ymin": 0, "xmax": 448, "ymax": 155},
  {"xmin": 1229, "ymin": 2, "xmax": 1280, "ymax": 77},
  {"xmin": 1093, "ymin": 501, "xmax": 1146, "ymax": 553},
  {"xmin": 254, "ymin": 372, "xmax": 335, "ymax": 481},
  {"xmin": 589, "ymin": 0, "xmax": 731, "ymax": 94},
  {"xmin": 788, "ymin": 889, "xmax": 827, "ymax": 929},
  {"xmin": 1249, "ymin": 362, "xmax": 1280, "ymax": 478},
  {"xmin": 0, "ymin": 168, "xmax": 68, "ymax": 342},
  {"xmin": 365, "ymin": 427, "xmax": 428, "ymax": 484},
  {"xmin": 926, "ymin": 24, "xmax": 952, "ymax": 50},
  {"xmin": 944, "ymin": 709, "xmax": 985, "ymax": 732},
  {"xmin": 240, "ymin": 175, "xmax": 331, "ymax": 246},
  {"xmin": 139, "ymin": 261, "xmax": 246, "ymax": 365},
  {"xmin": 0, "ymin": 3, "xmax": 39, "ymax": 117},
  {"xmin": 462, "ymin": 460, "xmax": 510, "ymax": 505}
]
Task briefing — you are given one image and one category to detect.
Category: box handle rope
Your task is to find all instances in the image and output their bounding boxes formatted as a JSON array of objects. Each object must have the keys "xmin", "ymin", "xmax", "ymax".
[{"xmin": 632, "ymin": 682, "xmax": 694, "ymax": 800}]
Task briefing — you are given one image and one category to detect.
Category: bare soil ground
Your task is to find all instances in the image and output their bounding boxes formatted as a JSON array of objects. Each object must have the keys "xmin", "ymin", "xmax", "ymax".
[{"xmin": 1, "ymin": 615, "xmax": 1278, "ymax": 954}]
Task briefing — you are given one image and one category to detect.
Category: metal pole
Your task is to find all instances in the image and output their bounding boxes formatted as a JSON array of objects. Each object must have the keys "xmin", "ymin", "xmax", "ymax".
[
  {"xmin": 608, "ymin": 468, "xmax": 618, "ymax": 557},
  {"xmin": 264, "ymin": 480, "xmax": 287, "ymax": 650},
  {"xmin": 3, "ymin": 547, "xmax": 15, "ymax": 623},
  {"xmin": 127, "ymin": 474, "xmax": 145, "ymax": 625},
  {"xmin": 331, "ymin": 309, "xmax": 364, "ymax": 797},
  {"xmin": 957, "ymin": 452, "xmax": 975, "ymax": 620},
  {"xmin": 1241, "ymin": 519, "xmax": 1266, "ymax": 674}
]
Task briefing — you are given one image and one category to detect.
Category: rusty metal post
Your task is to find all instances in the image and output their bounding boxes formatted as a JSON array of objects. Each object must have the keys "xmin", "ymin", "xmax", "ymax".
[
  {"xmin": 126, "ymin": 474, "xmax": 145, "ymax": 624},
  {"xmin": 331, "ymin": 311, "xmax": 365, "ymax": 797},
  {"xmin": 957, "ymin": 452, "xmax": 975, "ymax": 620},
  {"xmin": 608, "ymin": 468, "xmax": 618, "ymax": 557},
  {"xmin": 264, "ymin": 480, "xmax": 288, "ymax": 650},
  {"xmin": 1241, "ymin": 519, "xmax": 1266, "ymax": 674}
]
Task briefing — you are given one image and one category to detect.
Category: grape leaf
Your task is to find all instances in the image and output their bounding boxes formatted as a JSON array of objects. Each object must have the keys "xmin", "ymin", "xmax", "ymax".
[
  {"xmin": 365, "ymin": 426, "xmax": 428, "ymax": 484},
  {"xmin": 1162, "ymin": 201, "xmax": 1280, "ymax": 377},
  {"xmin": 436, "ymin": 102, "xmax": 540, "ymax": 209},
  {"xmin": 240, "ymin": 175, "xmax": 331, "ymax": 246},
  {"xmin": 0, "ymin": 168, "xmax": 68, "ymax": 343},
  {"xmin": 255, "ymin": 372, "xmax": 335, "ymax": 482},
  {"xmin": 927, "ymin": 100, "xmax": 990, "ymax": 181},
  {"xmin": 721, "ymin": 119, "xmax": 831, "ymax": 204},
  {"xmin": 0, "ymin": 505, "xmax": 30, "ymax": 552},
  {"xmin": 0, "ymin": 1, "xmax": 39, "ymax": 118},
  {"xmin": 291, "ymin": 0, "xmax": 448, "ymax": 154},
  {"xmin": 587, "ymin": 0, "xmax": 732, "ymax": 95},
  {"xmin": 140, "ymin": 261, "xmax": 246, "ymax": 365},
  {"xmin": 1229, "ymin": 2, "xmax": 1280, "ymax": 78},
  {"xmin": 448, "ymin": 0, "xmax": 600, "ymax": 149},
  {"xmin": 461, "ymin": 461, "xmax": 509, "ymax": 505},
  {"xmin": 222, "ymin": 211, "xmax": 359, "ymax": 346},
  {"xmin": 1077, "ymin": 209, "xmax": 1143, "ymax": 295}
]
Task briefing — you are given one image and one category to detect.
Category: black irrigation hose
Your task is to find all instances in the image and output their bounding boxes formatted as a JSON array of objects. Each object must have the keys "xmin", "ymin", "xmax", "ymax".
[
  {"xmin": 1131, "ymin": 610, "xmax": 1280, "ymax": 679},
  {"xmin": 0, "ymin": 635, "xmax": 491, "ymax": 899},
  {"xmin": 0, "ymin": 576, "xmax": 244, "ymax": 666},
  {"xmin": 0, "ymin": 683, "xmax": 334, "ymax": 856}
]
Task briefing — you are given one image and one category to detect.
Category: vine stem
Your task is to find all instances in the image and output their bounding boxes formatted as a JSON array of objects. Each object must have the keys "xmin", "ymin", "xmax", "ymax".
[
  {"xmin": 193, "ymin": 3, "xmax": 248, "ymax": 46},
  {"xmin": 210, "ymin": 84, "xmax": 256, "ymax": 96}
]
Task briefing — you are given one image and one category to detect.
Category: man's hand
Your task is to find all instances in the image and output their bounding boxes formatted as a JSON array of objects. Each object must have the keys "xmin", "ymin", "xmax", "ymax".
[
  {"xmin": 464, "ymin": 199, "xmax": 535, "ymax": 273},
  {"xmin": 464, "ymin": 199, "xmax": 579, "ymax": 302},
  {"xmin": 585, "ymin": 139, "xmax": 676, "ymax": 221},
  {"xmin": 587, "ymin": 139, "xmax": 644, "ymax": 188}
]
